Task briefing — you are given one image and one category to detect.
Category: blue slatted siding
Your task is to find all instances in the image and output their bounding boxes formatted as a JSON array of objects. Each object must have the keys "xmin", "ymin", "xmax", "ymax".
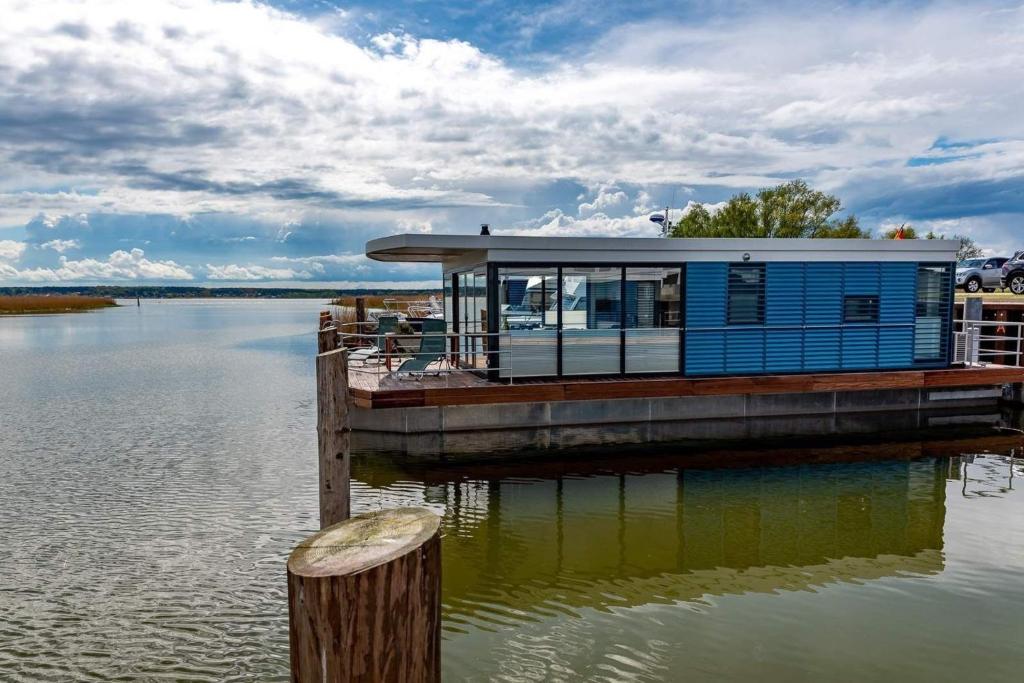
[
  {"xmin": 803, "ymin": 263, "xmax": 842, "ymax": 370},
  {"xmin": 680, "ymin": 260, "xmax": 931, "ymax": 377},
  {"xmin": 685, "ymin": 264, "xmax": 727, "ymax": 374},
  {"xmin": 878, "ymin": 263, "xmax": 916, "ymax": 368},
  {"xmin": 841, "ymin": 262, "xmax": 880, "ymax": 368},
  {"xmin": 726, "ymin": 328, "xmax": 764, "ymax": 373},
  {"xmin": 765, "ymin": 263, "xmax": 804, "ymax": 372}
]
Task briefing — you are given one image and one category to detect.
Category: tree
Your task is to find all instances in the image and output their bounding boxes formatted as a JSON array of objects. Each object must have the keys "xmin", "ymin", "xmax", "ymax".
[
  {"xmin": 670, "ymin": 180, "xmax": 869, "ymax": 238},
  {"xmin": 883, "ymin": 224, "xmax": 984, "ymax": 261},
  {"xmin": 954, "ymin": 234, "xmax": 984, "ymax": 262}
]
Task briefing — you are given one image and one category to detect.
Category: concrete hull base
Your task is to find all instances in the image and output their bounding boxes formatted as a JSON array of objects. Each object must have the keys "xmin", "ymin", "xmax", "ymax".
[{"xmin": 351, "ymin": 386, "xmax": 1009, "ymax": 461}]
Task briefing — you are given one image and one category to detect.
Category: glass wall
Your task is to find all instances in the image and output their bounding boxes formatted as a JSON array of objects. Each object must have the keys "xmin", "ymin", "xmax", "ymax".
[
  {"xmin": 497, "ymin": 267, "xmax": 558, "ymax": 378},
  {"xmin": 443, "ymin": 274, "xmax": 454, "ymax": 333},
  {"xmin": 625, "ymin": 267, "xmax": 682, "ymax": 373},
  {"xmin": 456, "ymin": 268, "xmax": 488, "ymax": 369},
  {"xmin": 914, "ymin": 264, "xmax": 952, "ymax": 363},
  {"xmin": 561, "ymin": 267, "xmax": 622, "ymax": 375}
]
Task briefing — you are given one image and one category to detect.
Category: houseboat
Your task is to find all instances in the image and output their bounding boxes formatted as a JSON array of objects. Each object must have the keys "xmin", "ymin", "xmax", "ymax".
[{"xmin": 336, "ymin": 233, "xmax": 1024, "ymax": 459}]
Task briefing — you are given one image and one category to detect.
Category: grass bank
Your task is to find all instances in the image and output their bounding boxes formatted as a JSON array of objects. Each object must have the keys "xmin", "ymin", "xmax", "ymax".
[{"xmin": 0, "ymin": 295, "xmax": 119, "ymax": 315}]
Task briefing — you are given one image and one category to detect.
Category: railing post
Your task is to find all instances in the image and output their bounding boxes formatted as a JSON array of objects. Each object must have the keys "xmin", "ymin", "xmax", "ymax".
[
  {"xmin": 288, "ymin": 508, "xmax": 441, "ymax": 682},
  {"xmin": 317, "ymin": 344, "xmax": 350, "ymax": 528}
]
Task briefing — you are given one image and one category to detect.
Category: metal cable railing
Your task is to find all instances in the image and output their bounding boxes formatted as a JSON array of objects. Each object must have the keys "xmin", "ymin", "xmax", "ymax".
[
  {"xmin": 954, "ymin": 319, "xmax": 1024, "ymax": 368},
  {"xmin": 328, "ymin": 316, "xmax": 1023, "ymax": 387}
]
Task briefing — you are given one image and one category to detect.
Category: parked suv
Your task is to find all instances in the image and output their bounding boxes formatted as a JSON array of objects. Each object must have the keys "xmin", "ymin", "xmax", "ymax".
[
  {"xmin": 956, "ymin": 256, "xmax": 1009, "ymax": 293},
  {"xmin": 1002, "ymin": 251, "xmax": 1024, "ymax": 295}
]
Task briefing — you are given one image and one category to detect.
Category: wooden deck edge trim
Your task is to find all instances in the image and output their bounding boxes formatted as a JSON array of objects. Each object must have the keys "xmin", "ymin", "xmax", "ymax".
[{"xmin": 352, "ymin": 367, "xmax": 1023, "ymax": 409}]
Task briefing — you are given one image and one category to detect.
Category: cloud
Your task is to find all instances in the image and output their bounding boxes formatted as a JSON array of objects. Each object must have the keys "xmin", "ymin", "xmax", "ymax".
[
  {"xmin": 4, "ymin": 0, "xmax": 1022, "ymax": 225},
  {"xmin": 205, "ymin": 263, "xmax": 317, "ymax": 281},
  {"xmin": 511, "ymin": 208, "xmax": 660, "ymax": 237},
  {"xmin": 0, "ymin": 248, "xmax": 192, "ymax": 282},
  {"xmin": 0, "ymin": 1, "xmax": 1023, "ymax": 284},
  {"xmin": 40, "ymin": 238, "xmax": 81, "ymax": 253},
  {"xmin": 578, "ymin": 186, "xmax": 627, "ymax": 216},
  {"xmin": 0, "ymin": 239, "xmax": 26, "ymax": 261}
]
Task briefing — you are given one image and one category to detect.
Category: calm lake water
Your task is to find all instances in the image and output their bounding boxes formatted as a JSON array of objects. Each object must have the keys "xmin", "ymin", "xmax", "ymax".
[{"xmin": 2, "ymin": 299, "xmax": 1024, "ymax": 681}]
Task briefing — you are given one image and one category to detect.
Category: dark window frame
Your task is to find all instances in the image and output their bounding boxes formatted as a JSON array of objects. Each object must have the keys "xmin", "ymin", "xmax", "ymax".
[
  {"xmin": 726, "ymin": 263, "xmax": 766, "ymax": 326},
  {"xmin": 843, "ymin": 294, "xmax": 879, "ymax": 324},
  {"xmin": 482, "ymin": 261, "xmax": 685, "ymax": 379}
]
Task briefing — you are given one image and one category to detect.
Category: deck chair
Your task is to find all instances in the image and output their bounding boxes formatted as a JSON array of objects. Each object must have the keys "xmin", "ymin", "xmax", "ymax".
[
  {"xmin": 349, "ymin": 315, "xmax": 399, "ymax": 365},
  {"xmin": 396, "ymin": 318, "xmax": 449, "ymax": 378}
]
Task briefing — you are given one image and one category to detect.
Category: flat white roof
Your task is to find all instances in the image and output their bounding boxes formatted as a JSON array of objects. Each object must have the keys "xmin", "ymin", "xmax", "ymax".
[{"xmin": 365, "ymin": 234, "xmax": 959, "ymax": 265}]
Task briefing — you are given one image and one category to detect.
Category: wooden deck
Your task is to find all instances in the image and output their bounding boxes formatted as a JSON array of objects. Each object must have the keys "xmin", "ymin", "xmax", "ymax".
[{"xmin": 348, "ymin": 364, "xmax": 1024, "ymax": 409}]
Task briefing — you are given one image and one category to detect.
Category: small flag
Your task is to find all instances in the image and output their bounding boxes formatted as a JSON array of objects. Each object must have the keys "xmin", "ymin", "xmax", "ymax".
[{"xmin": 894, "ymin": 225, "xmax": 905, "ymax": 240}]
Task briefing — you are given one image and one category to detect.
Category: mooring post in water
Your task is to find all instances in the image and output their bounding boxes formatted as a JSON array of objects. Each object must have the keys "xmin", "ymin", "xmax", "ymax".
[
  {"xmin": 288, "ymin": 508, "xmax": 442, "ymax": 683},
  {"xmin": 319, "ymin": 310, "xmax": 334, "ymax": 333},
  {"xmin": 318, "ymin": 324, "xmax": 339, "ymax": 353},
  {"xmin": 317, "ymin": 326, "xmax": 349, "ymax": 527}
]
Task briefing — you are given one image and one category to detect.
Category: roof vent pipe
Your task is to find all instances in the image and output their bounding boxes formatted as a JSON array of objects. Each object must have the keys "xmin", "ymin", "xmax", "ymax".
[{"xmin": 480, "ymin": 223, "xmax": 490, "ymax": 236}]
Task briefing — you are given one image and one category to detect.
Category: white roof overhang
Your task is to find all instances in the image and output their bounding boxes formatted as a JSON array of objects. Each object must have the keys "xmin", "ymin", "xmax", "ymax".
[{"xmin": 365, "ymin": 234, "xmax": 960, "ymax": 265}]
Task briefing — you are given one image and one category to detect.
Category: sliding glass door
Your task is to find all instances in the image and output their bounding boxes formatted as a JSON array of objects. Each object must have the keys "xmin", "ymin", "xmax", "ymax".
[
  {"xmin": 561, "ymin": 267, "xmax": 622, "ymax": 375},
  {"xmin": 625, "ymin": 267, "xmax": 682, "ymax": 373},
  {"xmin": 497, "ymin": 267, "xmax": 558, "ymax": 378}
]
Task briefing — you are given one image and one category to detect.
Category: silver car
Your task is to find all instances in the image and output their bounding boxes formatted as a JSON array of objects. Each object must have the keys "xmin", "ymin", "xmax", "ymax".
[{"xmin": 956, "ymin": 256, "xmax": 1009, "ymax": 293}]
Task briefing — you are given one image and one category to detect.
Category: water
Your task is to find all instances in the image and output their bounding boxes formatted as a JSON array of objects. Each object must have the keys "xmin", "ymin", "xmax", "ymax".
[{"xmin": 1, "ymin": 300, "xmax": 1023, "ymax": 681}]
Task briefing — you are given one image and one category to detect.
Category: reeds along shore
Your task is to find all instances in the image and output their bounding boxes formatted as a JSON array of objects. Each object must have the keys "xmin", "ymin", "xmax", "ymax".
[
  {"xmin": 329, "ymin": 293, "xmax": 439, "ymax": 309},
  {"xmin": 0, "ymin": 295, "xmax": 118, "ymax": 314}
]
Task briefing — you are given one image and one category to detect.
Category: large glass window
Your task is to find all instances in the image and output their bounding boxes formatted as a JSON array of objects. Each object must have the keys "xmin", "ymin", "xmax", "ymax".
[
  {"xmin": 625, "ymin": 267, "xmax": 682, "ymax": 373},
  {"xmin": 727, "ymin": 263, "xmax": 765, "ymax": 325},
  {"xmin": 914, "ymin": 264, "xmax": 952, "ymax": 362},
  {"xmin": 561, "ymin": 267, "xmax": 621, "ymax": 375},
  {"xmin": 497, "ymin": 267, "xmax": 558, "ymax": 378}
]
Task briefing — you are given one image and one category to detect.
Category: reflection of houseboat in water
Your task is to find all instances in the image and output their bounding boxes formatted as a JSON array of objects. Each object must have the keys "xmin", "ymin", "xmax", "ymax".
[{"xmin": 359, "ymin": 452, "xmax": 950, "ymax": 624}]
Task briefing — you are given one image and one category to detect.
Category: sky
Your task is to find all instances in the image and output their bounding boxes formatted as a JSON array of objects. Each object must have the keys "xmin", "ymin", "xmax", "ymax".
[{"xmin": 1, "ymin": 0, "xmax": 1023, "ymax": 287}]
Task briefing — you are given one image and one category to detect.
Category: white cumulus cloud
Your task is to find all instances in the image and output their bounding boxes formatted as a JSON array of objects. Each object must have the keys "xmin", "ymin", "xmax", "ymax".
[
  {"xmin": 205, "ymin": 263, "xmax": 317, "ymax": 281},
  {"xmin": 0, "ymin": 239, "xmax": 26, "ymax": 261},
  {"xmin": 40, "ymin": 238, "xmax": 81, "ymax": 253},
  {"xmin": 1, "ymin": 248, "xmax": 192, "ymax": 282}
]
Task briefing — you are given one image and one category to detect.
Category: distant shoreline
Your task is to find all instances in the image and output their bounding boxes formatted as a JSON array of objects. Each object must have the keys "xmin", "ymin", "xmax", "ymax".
[{"xmin": 0, "ymin": 286, "xmax": 439, "ymax": 300}]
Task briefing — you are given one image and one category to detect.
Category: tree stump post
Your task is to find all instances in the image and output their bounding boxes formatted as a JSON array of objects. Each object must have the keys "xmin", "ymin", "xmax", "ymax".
[
  {"xmin": 288, "ymin": 508, "xmax": 442, "ymax": 683},
  {"xmin": 317, "ymin": 344, "xmax": 349, "ymax": 527}
]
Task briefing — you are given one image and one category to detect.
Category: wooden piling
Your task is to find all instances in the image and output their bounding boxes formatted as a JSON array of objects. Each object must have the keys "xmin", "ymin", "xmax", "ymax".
[
  {"xmin": 287, "ymin": 507, "xmax": 442, "ymax": 683},
  {"xmin": 355, "ymin": 297, "xmax": 367, "ymax": 328},
  {"xmin": 317, "ymin": 341, "xmax": 349, "ymax": 527},
  {"xmin": 318, "ymin": 325, "xmax": 339, "ymax": 354}
]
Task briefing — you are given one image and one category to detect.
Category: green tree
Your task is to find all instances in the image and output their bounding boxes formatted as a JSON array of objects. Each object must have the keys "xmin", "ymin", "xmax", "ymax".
[
  {"xmin": 670, "ymin": 180, "xmax": 869, "ymax": 238},
  {"xmin": 673, "ymin": 202, "xmax": 715, "ymax": 237}
]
